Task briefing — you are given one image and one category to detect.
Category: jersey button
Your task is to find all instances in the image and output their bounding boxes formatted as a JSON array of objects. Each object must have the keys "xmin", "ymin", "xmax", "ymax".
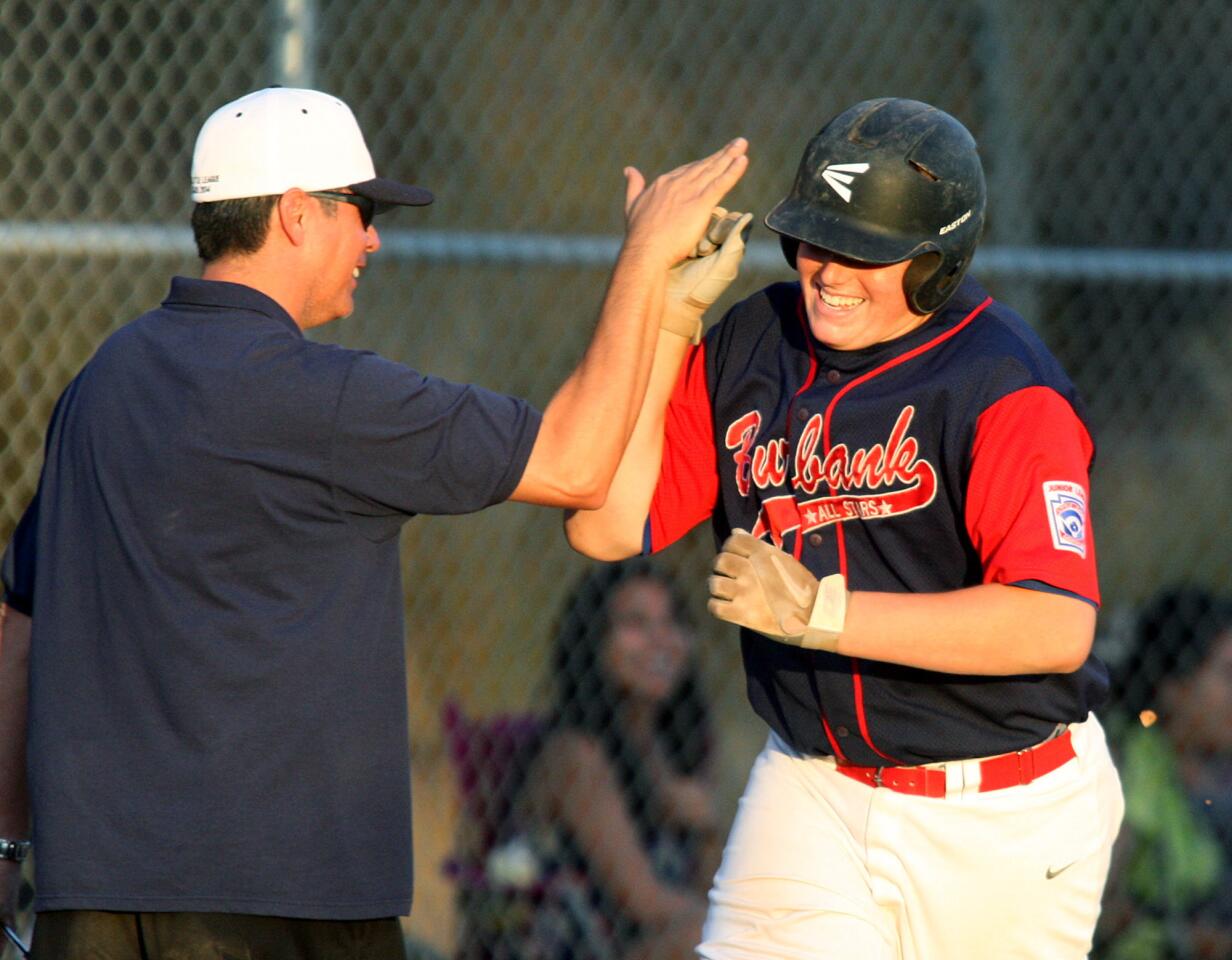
[
  {"xmin": 795, "ymin": 407, "xmax": 809, "ymax": 422},
  {"xmin": 826, "ymin": 369, "xmax": 842, "ymax": 384},
  {"xmin": 835, "ymin": 725, "xmax": 850, "ymax": 737},
  {"xmin": 808, "ymin": 533, "xmax": 823, "ymax": 547}
]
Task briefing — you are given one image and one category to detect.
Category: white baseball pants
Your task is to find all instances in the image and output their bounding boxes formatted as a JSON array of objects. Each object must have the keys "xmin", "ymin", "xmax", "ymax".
[{"xmin": 698, "ymin": 714, "xmax": 1123, "ymax": 960}]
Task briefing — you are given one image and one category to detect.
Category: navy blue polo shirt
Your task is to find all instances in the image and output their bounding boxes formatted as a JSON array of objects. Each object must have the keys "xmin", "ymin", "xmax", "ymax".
[{"xmin": 1, "ymin": 277, "xmax": 540, "ymax": 918}]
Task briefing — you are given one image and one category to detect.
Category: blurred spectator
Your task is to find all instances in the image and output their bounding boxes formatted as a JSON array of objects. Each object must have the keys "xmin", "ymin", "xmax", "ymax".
[
  {"xmin": 1096, "ymin": 587, "xmax": 1232, "ymax": 960},
  {"xmin": 453, "ymin": 560, "xmax": 716, "ymax": 960}
]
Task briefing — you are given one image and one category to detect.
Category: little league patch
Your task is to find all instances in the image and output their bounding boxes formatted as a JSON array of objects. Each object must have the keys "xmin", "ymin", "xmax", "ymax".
[{"xmin": 1044, "ymin": 480, "xmax": 1088, "ymax": 557}]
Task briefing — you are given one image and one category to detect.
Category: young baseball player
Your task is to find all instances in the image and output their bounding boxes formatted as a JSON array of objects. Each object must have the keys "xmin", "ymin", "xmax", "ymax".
[{"xmin": 566, "ymin": 98, "xmax": 1124, "ymax": 959}]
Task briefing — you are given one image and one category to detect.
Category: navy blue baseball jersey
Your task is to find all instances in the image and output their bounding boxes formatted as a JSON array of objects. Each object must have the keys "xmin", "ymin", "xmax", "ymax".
[{"xmin": 646, "ymin": 277, "xmax": 1107, "ymax": 766}]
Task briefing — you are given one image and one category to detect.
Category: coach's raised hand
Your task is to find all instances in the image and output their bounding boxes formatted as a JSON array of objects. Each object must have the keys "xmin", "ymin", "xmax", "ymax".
[{"xmin": 621, "ymin": 138, "xmax": 749, "ymax": 268}]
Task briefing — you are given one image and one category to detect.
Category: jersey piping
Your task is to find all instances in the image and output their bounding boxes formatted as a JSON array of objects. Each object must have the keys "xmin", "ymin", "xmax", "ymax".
[{"xmin": 816, "ymin": 293, "xmax": 993, "ymax": 763}]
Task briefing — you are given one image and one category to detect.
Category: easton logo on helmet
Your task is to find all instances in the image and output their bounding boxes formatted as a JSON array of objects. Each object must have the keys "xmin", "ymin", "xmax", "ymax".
[
  {"xmin": 820, "ymin": 162, "xmax": 869, "ymax": 202},
  {"xmin": 939, "ymin": 209, "xmax": 973, "ymax": 235}
]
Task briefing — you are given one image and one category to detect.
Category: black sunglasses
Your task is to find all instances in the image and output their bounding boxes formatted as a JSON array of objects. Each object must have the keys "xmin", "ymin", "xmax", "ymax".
[{"xmin": 308, "ymin": 191, "xmax": 376, "ymax": 229}]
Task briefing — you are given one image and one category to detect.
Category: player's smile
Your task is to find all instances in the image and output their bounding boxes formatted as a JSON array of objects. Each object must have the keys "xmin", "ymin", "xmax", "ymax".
[
  {"xmin": 797, "ymin": 241, "xmax": 928, "ymax": 351},
  {"xmin": 817, "ymin": 289, "xmax": 865, "ymax": 309}
]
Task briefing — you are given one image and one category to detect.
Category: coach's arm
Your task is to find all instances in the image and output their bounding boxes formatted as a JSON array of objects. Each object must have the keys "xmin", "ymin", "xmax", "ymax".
[
  {"xmin": 509, "ymin": 140, "xmax": 747, "ymax": 510},
  {"xmin": 563, "ymin": 325, "xmax": 691, "ymax": 558},
  {"xmin": 0, "ymin": 604, "xmax": 31, "ymax": 930}
]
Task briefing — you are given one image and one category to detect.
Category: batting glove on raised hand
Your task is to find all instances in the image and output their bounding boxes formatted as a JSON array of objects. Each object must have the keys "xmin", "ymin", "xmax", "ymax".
[
  {"xmin": 662, "ymin": 208, "xmax": 753, "ymax": 344},
  {"xmin": 707, "ymin": 529, "xmax": 849, "ymax": 651}
]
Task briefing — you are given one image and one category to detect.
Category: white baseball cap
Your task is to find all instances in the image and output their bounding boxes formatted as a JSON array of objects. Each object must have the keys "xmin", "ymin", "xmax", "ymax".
[{"xmin": 190, "ymin": 87, "xmax": 433, "ymax": 209}]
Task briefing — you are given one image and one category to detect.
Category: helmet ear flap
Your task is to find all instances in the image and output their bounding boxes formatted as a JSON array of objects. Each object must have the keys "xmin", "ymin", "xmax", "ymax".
[
  {"xmin": 779, "ymin": 235, "xmax": 799, "ymax": 270},
  {"xmin": 903, "ymin": 252, "xmax": 943, "ymax": 314}
]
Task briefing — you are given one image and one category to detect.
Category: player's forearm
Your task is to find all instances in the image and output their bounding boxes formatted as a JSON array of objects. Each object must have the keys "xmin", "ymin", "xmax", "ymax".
[
  {"xmin": 837, "ymin": 583, "xmax": 1096, "ymax": 676},
  {"xmin": 565, "ymin": 327, "xmax": 691, "ymax": 558},
  {"xmin": 0, "ymin": 605, "xmax": 31, "ymax": 837}
]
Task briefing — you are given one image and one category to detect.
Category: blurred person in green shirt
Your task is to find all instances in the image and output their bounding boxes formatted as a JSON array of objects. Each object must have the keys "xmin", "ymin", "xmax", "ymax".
[{"xmin": 1096, "ymin": 587, "xmax": 1232, "ymax": 960}]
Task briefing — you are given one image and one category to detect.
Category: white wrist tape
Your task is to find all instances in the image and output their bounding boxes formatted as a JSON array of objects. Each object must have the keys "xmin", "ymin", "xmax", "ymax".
[
  {"xmin": 660, "ymin": 306, "xmax": 704, "ymax": 344},
  {"xmin": 801, "ymin": 573, "xmax": 848, "ymax": 651}
]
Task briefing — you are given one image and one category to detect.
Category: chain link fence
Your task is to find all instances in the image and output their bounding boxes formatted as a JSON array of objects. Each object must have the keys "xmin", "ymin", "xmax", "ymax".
[{"xmin": 2, "ymin": 1, "xmax": 1230, "ymax": 956}]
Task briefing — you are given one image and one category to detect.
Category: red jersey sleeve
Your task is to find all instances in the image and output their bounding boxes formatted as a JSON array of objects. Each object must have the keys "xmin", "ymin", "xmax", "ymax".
[
  {"xmin": 647, "ymin": 342, "xmax": 718, "ymax": 553},
  {"xmin": 965, "ymin": 386, "xmax": 1100, "ymax": 604}
]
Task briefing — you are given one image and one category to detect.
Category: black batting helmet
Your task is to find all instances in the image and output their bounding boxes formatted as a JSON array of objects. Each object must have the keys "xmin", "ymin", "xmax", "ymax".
[{"xmin": 765, "ymin": 98, "xmax": 986, "ymax": 314}]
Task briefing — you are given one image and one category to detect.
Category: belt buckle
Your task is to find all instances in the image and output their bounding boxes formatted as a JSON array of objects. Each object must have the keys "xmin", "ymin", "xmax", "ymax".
[
  {"xmin": 872, "ymin": 767, "xmax": 884, "ymax": 788},
  {"xmin": 1016, "ymin": 746, "xmax": 1035, "ymax": 784}
]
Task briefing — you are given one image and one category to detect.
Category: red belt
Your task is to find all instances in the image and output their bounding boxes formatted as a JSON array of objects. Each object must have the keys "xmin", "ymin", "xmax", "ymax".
[{"xmin": 835, "ymin": 728, "xmax": 1076, "ymax": 798}]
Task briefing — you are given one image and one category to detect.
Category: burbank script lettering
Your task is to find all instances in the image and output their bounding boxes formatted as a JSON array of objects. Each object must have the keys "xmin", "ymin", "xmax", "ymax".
[{"xmin": 724, "ymin": 405, "xmax": 938, "ymax": 545}]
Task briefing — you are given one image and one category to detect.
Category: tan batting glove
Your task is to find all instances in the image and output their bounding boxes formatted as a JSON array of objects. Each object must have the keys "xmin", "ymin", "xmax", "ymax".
[
  {"xmin": 707, "ymin": 529, "xmax": 849, "ymax": 651},
  {"xmin": 662, "ymin": 208, "xmax": 754, "ymax": 344}
]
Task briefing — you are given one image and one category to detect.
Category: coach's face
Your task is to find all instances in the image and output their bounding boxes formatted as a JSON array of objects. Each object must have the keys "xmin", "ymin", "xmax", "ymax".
[
  {"xmin": 797, "ymin": 242, "xmax": 928, "ymax": 351},
  {"xmin": 299, "ymin": 190, "xmax": 380, "ymax": 329}
]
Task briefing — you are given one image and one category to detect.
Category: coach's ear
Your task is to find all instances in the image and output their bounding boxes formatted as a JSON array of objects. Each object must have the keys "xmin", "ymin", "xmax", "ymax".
[{"xmin": 275, "ymin": 189, "xmax": 312, "ymax": 247}]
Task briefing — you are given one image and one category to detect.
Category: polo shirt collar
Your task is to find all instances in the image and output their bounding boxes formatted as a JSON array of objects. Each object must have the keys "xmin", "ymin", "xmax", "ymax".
[{"xmin": 163, "ymin": 276, "xmax": 302, "ymax": 337}]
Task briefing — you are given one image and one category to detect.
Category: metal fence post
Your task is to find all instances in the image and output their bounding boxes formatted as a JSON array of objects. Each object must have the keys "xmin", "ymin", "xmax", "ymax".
[{"xmin": 273, "ymin": 0, "xmax": 317, "ymax": 88}]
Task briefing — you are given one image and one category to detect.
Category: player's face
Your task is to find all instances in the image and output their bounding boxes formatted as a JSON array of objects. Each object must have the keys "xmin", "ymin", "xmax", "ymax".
[
  {"xmin": 601, "ymin": 578, "xmax": 690, "ymax": 705},
  {"xmin": 300, "ymin": 192, "xmax": 380, "ymax": 330},
  {"xmin": 796, "ymin": 242, "xmax": 928, "ymax": 350}
]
